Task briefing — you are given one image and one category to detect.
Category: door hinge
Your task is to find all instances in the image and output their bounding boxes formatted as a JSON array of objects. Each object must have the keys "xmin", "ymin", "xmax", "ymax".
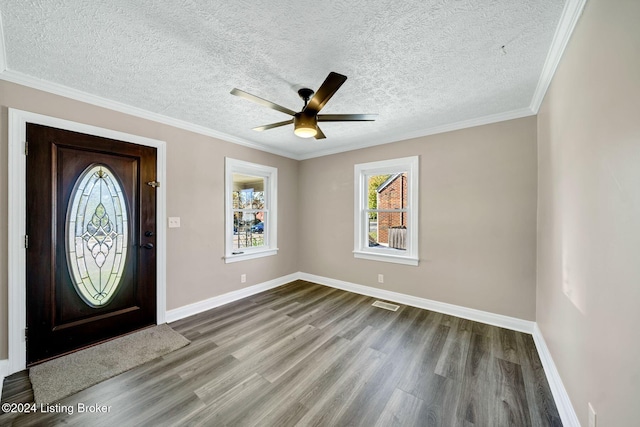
[
  {"xmin": 25, "ymin": 141, "xmax": 28, "ymax": 156},
  {"xmin": 25, "ymin": 328, "xmax": 28, "ymax": 341},
  {"xmin": 25, "ymin": 235, "xmax": 29, "ymax": 249},
  {"xmin": 146, "ymin": 181, "xmax": 160, "ymax": 188}
]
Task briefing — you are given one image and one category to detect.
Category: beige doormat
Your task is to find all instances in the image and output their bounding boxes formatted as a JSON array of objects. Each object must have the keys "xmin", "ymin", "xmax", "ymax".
[{"xmin": 29, "ymin": 324, "xmax": 190, "ymax": 404}]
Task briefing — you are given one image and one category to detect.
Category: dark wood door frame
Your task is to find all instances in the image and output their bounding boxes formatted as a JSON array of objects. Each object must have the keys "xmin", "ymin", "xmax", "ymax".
[
  {"xmin": 6, "ymin": 109, "xmax": 167, "ymax": 375},
  {"xmin": 26, "ymin": 123, "xmax": 157, "ymax": 364}
]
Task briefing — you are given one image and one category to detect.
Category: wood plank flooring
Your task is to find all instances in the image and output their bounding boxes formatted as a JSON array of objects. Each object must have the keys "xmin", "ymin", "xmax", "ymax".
[{"xmin": 1, "ymin": 280, "xmax": 562, "ymax": 426}]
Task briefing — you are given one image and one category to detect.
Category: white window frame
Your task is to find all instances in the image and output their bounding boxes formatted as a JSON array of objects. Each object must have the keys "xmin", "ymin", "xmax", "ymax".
[
  {"xmin": 225, "ymin": 158, "xmax": 278, "ymax": 263},
  {"xmin": 354, "ymin": 156, "xmax": 419, "ymax": 266}
]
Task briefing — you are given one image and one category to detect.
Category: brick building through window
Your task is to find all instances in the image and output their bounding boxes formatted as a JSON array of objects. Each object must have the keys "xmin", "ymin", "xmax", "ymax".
[{"xmin": 376, "ymin": 173, "xmax": 407, "ymax": 247}]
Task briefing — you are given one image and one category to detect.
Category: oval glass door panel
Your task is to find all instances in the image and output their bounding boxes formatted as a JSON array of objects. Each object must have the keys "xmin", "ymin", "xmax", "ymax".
[{"xmin": 66, "ymin": 164, "xmax": 129, "ymax": 307}]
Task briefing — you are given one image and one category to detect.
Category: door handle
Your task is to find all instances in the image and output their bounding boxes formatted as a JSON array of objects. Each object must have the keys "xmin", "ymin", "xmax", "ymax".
[{"xmin": 141, "ymin": 243, "xmax": 154, "ymax": 249}]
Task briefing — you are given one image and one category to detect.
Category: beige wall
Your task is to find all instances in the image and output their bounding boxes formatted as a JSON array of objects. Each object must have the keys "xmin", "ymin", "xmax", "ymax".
[
  {"xmin": 299, "ymin": 117, "xmax": 538, "ymax": 320},
  {"xmin": 0, "ymin": 82, "xmax": 538, "ymax": 363},
  {"xmin": 0, "ymin": 81, "xmax": 300, "ymax": 359},
  {"xmin": 1, "ymin": 3, "xmax": 635, "ymax": 422},
  {"xmin": 536, "ymin": 0, "xmax": 640, "ymax": 425}
]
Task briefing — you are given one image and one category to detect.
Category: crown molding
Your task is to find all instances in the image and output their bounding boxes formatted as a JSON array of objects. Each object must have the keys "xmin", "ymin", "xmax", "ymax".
[
  {"xmin": 297, "ymin": 107, "xmax": 536, "ymax": 160},
  {"xmin": 0, "ymin": 69, "xmax": 299, "ymax": 160},
  {"xmin": 530, "ymin": 0, "xmax": 588, "ymax": 112},
  {"xmin": 0, "ymin": 66, "xmax": 539, "ymax": 161},
  {"xmin": 0, "ymin": 2, "xmax": 581, "ymax": 161}
]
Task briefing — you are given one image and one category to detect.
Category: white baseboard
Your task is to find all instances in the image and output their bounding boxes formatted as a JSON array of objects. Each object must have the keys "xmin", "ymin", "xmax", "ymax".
[
  {"xmin": 164, "ymin": 272, "xmax": 576, "ymax": 425},
  {"xmin": 0, "ymin": 359, "xmax": 8, "ymax": 399},
  {"xmin": 298, "ymin": 272, "xmax": 535, "ymax": 334},
  {"xmin": 533, "ymin": 324, "xmax": 580, "ymax": 427},
  {"xmin": 301, "ymin": 273, "xmax": 579, "ymax": 423},
  {"xmin": 2, "ymin": 272, "xmax": 576, "ymax": 424},
  {"xmin": 165, "ymin": 273, "xmax": 299, "ymax": 323},
  {"xmin": 165, "ymin": 271, "xmax": 535, "ymax": 333}
]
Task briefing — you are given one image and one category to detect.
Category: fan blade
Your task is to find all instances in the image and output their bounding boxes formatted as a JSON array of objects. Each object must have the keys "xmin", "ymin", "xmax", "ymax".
[
  {"xmin": 253, "ymin": 119, "xmax": 294, "ymax": 132},
  {"xmin": 231, "ymin": 88, "xmax": 296, "ymax": 116},
  {"xmin": 318, "ymin": 114, "xmax": 378, "ymax": 122},
  {"xmin": 314, "ymin": 126, "xmax": 326, "ymax": 140},
  {"xmin": 303, "ymin": 72, "xmax": 347, "ymax": 115}
]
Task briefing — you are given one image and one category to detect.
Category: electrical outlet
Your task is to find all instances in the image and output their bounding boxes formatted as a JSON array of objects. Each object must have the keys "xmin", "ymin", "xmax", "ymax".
[
  {"xmin": 241, "ymin": 274, "xmax": 246, "ymax": 283},
  {"xmin": 378, "ymin": 274, "xmax": 384, "ymax": 283},
  {"xmin": 588, "ymin": 403, "xmax": 596, "ymax": 427},
  {"xmin": 168, "ymin": 217, "xmax": 181, "ymax": 228}
]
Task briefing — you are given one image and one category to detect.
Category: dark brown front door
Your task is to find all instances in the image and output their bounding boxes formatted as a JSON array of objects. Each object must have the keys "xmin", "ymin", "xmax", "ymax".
[{"xmin": 26, "ymin": 123, "xmax": 157, "ymax": 366}]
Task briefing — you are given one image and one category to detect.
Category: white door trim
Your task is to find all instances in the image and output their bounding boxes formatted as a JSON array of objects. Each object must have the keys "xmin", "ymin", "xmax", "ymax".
[{"xmin": 7, "ymin": 108, "xmax": 167, "ymax": 375}]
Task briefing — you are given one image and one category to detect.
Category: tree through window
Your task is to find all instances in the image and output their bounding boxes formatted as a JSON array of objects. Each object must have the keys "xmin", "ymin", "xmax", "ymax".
[
  {"xmin": 354, "ymin": 156, "xmax": 419, "ymax": 266},
  {"xmin": 225, "ymin": 158, "xmax": 277, "ymax": 263}
]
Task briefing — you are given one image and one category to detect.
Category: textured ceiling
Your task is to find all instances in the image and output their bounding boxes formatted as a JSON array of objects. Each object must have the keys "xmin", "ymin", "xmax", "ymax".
[{"xmin": 0, "ymin": 0, "xmax": 565, "ymax": 159}]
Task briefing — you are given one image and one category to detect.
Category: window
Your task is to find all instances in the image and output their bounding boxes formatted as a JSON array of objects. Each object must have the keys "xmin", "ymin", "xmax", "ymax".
[
  {"xmin": 67, "ymin": 164, "xmax": 128, "ymax": 307},
  {"xmin": 354, "ymin": 156, "xmax": 419, "ymax": 266},
  {"xmin": 225, "ymin": 158, "xmax": 277, "ymax": 263}
]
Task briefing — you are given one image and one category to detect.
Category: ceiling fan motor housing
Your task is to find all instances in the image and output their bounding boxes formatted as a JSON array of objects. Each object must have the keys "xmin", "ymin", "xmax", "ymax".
[{"xmin": 293, "ymin": 112, "xmax": 318, "ymax": 138}]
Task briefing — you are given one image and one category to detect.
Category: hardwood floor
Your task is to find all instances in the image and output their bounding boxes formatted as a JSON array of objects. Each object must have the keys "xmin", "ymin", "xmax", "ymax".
[{"xmin": 1, "ymin": 280, "xmax": 562, "ymax": 426}]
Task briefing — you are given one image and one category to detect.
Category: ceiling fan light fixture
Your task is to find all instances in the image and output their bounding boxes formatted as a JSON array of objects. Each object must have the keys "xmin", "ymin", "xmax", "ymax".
[
  {"xmin": 231, "ymin": 72, "xmax": 377, "ymax": 140},
  {"xmin": 293, "ymin": 113, "xmax": 317, "ymax": 138},
  {"xmin": 294, "ymin": 126, "xmax": 317, "ymax": 138}
]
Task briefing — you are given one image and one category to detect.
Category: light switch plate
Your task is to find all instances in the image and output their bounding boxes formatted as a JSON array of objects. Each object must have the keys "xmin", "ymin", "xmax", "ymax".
[{"xmin": 168, "ymin": 217, "xmax": 181, "ymax": 228}]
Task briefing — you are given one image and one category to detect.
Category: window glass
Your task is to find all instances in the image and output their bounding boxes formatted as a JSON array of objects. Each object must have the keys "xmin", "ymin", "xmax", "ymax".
[
  {"xmin": 232, "ymin": 174, "xmax": 266, "ymax": 250},
  {"xmin": 66, "ymin": 164, "xmax": 128, "ymax": 307},
  {"xmin": 225, "ymin": 159, "xmax": 277, "ymax": 263},
  {"xmin": 354, "ymin": 157, "xmax": 418, "ymax": 266}
]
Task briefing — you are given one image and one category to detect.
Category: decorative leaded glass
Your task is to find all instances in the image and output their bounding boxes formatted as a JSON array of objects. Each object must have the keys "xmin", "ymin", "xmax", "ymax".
[{"xmin": 66, "ymin": 164, "xmax": 128, "ymax": 307}]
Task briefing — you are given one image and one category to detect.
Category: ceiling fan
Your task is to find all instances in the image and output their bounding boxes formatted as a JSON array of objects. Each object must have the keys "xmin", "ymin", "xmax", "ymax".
[{"xmin": 230, "ymin": 72, "xmax": 377, "ymax": 139}]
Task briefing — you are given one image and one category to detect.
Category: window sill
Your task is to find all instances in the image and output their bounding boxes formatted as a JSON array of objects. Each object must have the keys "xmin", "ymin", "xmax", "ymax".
[
  {"xmin": 225, "ymin": 248, "xmax": 278, "ymax": 263},
  {"xmin": 353, "ymin": 250, "xmax": 419, "ymax": 266}
]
